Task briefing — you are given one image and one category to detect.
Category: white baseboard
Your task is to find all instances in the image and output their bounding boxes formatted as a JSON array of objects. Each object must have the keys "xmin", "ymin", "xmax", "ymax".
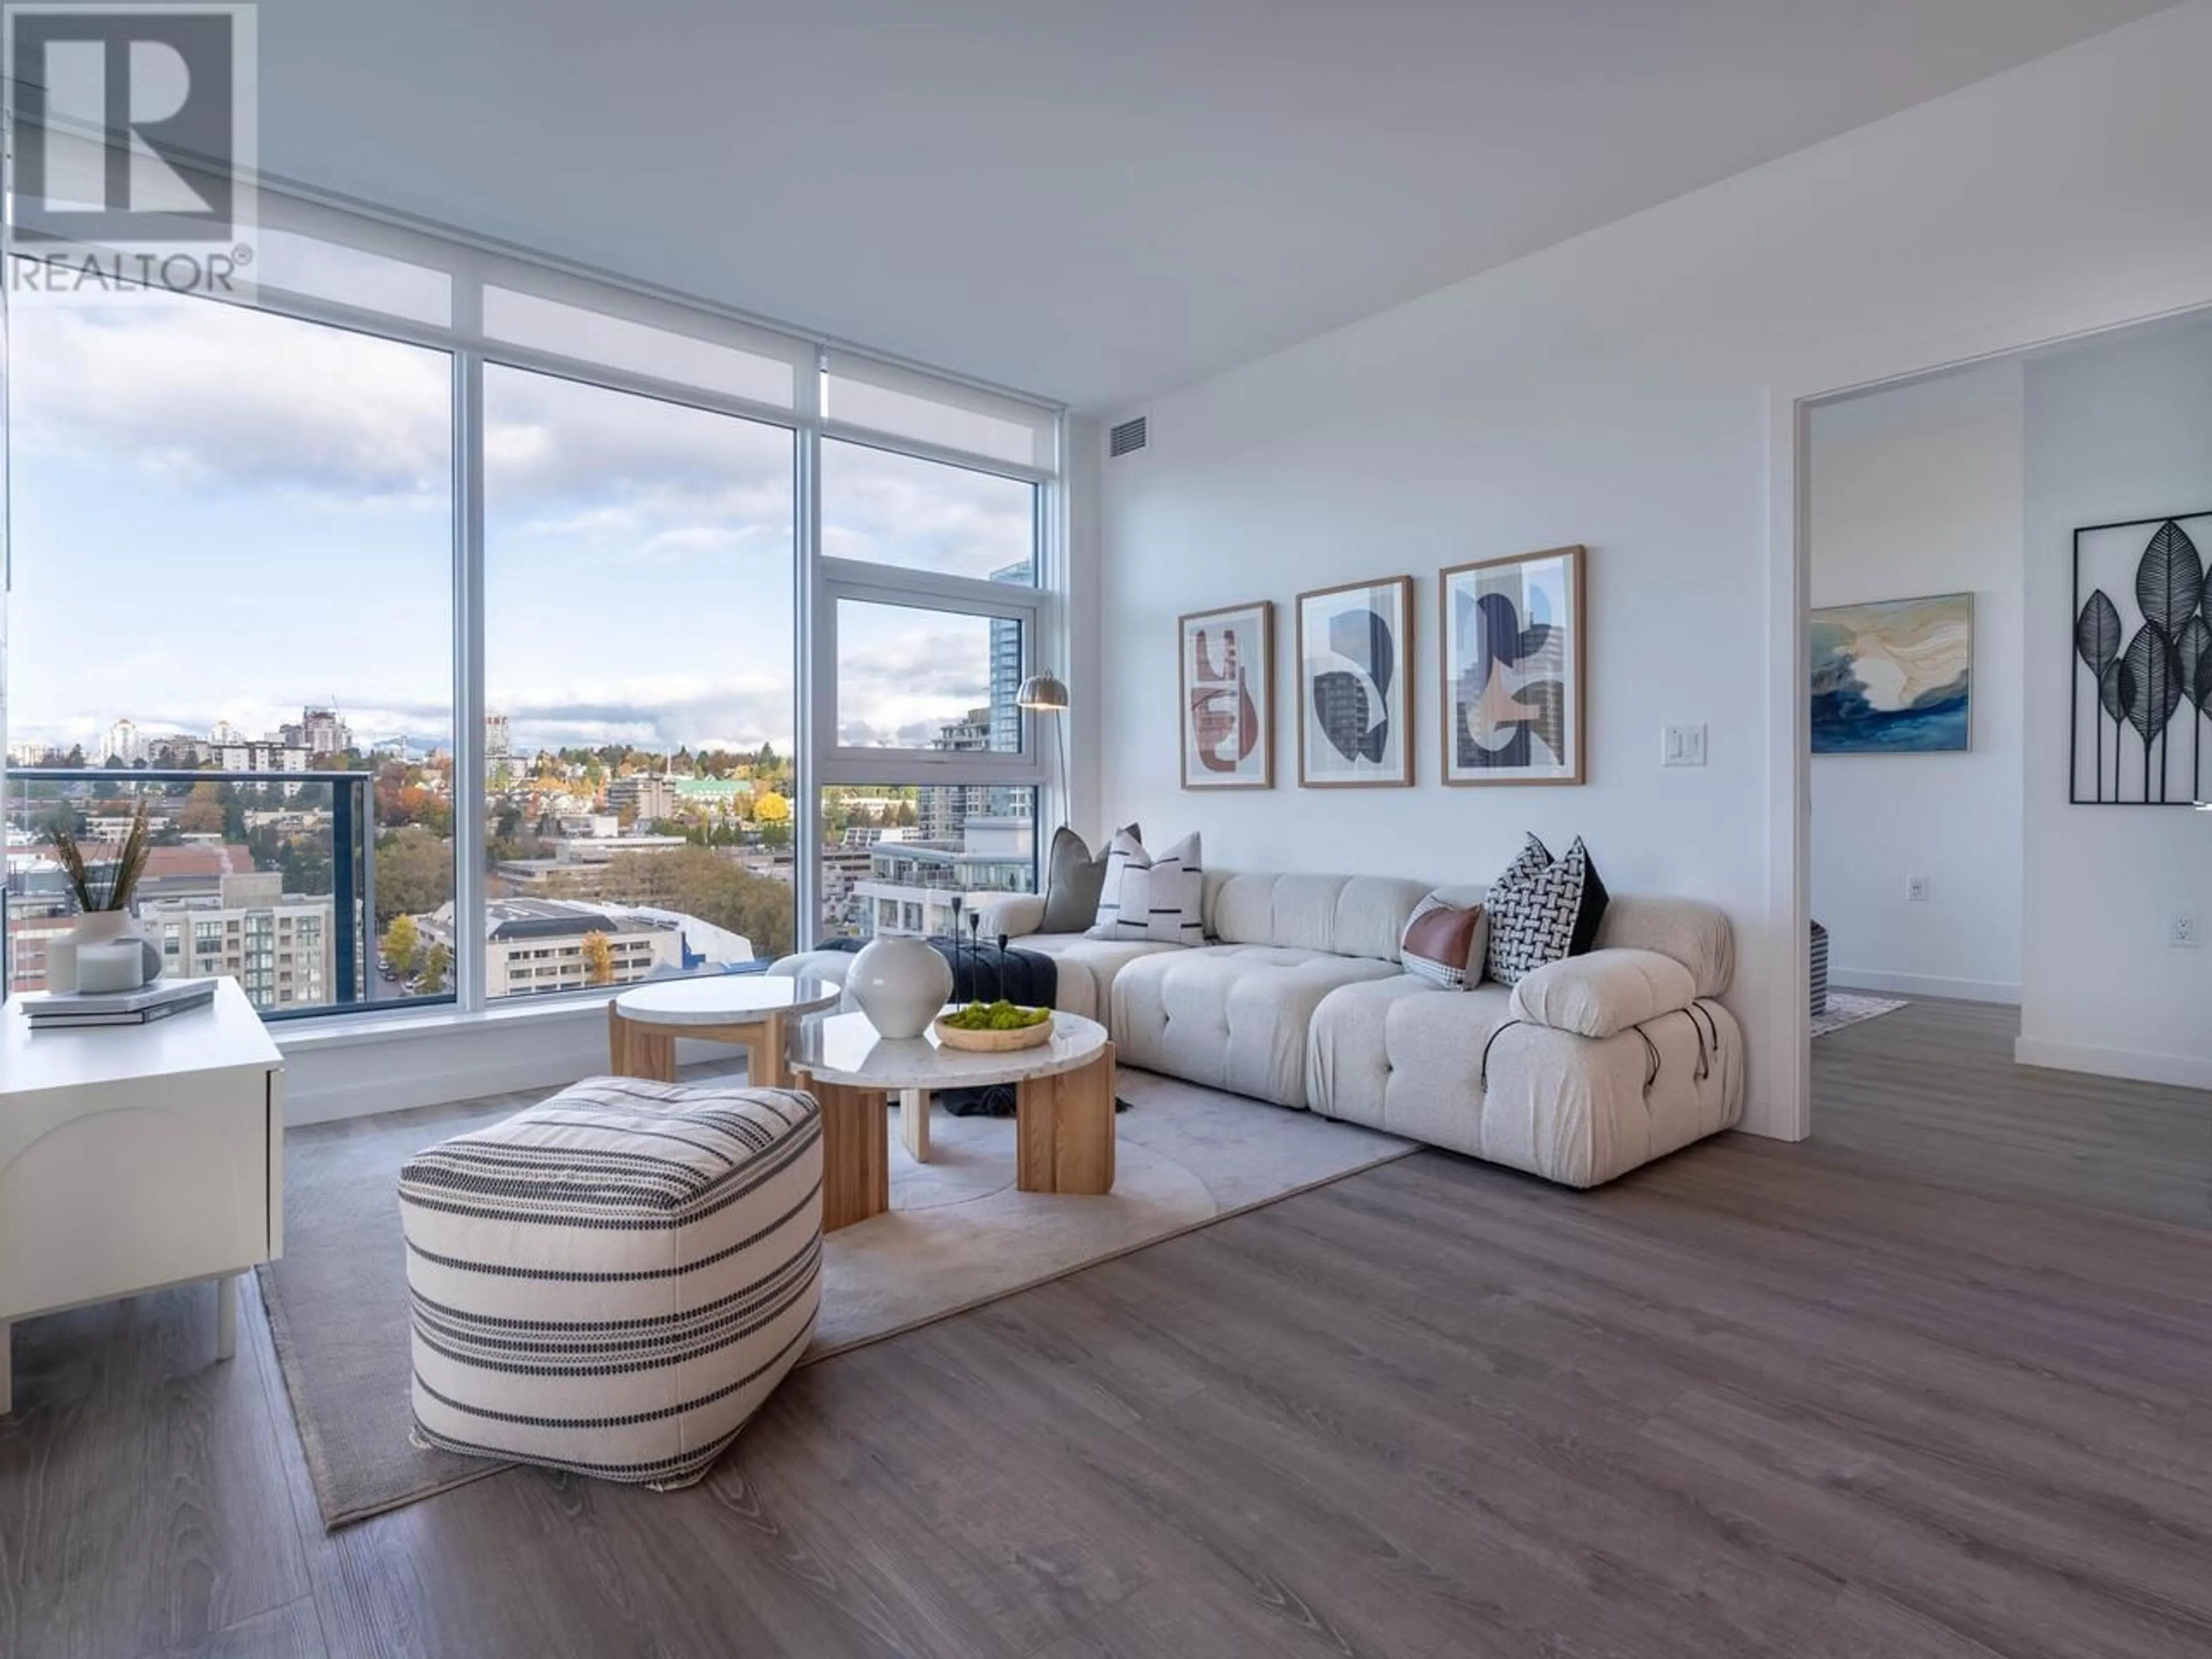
[
  {"xmin": 1830, "ymin": 967, "xmax": 2020, "ymax": 1005},
  {"xmin": 2013, "ymin": 1036, "xmax": 2212, "ymax": 1091}
]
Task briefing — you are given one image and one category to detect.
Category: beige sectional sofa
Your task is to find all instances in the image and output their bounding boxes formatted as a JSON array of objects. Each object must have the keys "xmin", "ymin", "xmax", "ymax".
[{"xmin": 774, "ymin": 869, "xmax": 1743, "ymax": 1189}]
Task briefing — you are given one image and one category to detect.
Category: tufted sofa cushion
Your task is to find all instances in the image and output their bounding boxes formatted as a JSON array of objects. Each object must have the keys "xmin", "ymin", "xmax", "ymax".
[
  {"xmin": 1308, "ymin": 977, "xmax": 1743, "ymax": 1187},
  {"xmin": 1203, "ymin": 871, "xmax": 1434, "ymax": 963},
  {"xmin": 1112, "ymin": 944, "xmax": 1404, "ymax": 1107},
  {"xmin": 1509, "ymin": 949, "xmax": 1697, "ymax": 1038},
  {"xmin": 998, "ymin": 933, "xmax": 1180, "ymax": 1024}
]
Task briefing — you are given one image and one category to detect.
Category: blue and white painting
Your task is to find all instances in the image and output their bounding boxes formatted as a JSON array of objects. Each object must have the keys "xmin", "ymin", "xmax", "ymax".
[{"xmin": 1809, "ymin": 593, "xmax": 1972, "ymax": 755}]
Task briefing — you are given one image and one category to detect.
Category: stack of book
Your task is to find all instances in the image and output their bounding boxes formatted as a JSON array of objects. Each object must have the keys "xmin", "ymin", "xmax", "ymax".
[{"xmin": 22, "ymin": 978, "xmax": 218, "ymax": 1031}]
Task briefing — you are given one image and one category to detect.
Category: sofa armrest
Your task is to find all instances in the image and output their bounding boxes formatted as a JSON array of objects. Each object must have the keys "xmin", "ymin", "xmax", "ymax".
[
  {"xmin": 1508, "ymin": 949, "xmax": 1698, "ymax": 1039},
  {"xmin": 978, "ymin": 894, "xmax": 1047, "ymax": 940}
]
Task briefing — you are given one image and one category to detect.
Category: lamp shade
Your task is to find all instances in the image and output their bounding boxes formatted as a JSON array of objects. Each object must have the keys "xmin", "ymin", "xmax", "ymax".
[{"xmin": 1016, "ymin": 672, "xmax": 1070, "ymax": 711}]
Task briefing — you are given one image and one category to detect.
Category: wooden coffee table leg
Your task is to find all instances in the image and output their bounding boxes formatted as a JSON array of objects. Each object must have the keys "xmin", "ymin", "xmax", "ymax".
[
  {"xmin": 752, "ymin": 1012, "xmax": 791, "ymax": 1090},
  {"xmin": 900, "ymin": 1085, "xmax": 932, "ymax": 1162},
  {"xmin": 812, "ymin": 1081, "xmax": 889, "ymax": 1231},
  {"xmin": 609, "ymin": 1007, "xmax": 676, "ymax": 1081},
  {"xmin": 1016, "ymin": 1044, "xmax": 1116, "ymax": 1195}
]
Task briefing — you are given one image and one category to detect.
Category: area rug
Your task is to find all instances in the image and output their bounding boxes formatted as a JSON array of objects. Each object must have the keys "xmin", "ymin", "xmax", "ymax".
[
  {"xmin": 259, "ymin": 1066, "xmax": 1414, "ymax": 1529},
  {"xmin": 1812, "ymin": 991, "xmax": 1908, "ymax": 1037}
]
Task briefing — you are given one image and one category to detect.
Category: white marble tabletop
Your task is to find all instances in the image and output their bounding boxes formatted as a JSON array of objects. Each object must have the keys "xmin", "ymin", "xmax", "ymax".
[
  {"xmin": 613, "ymin": 974, "xmax": 840, "ymax": 1027},
  {"xmin": 789, "ymin": 1009, "xmax": 1108, "ymax": 1090}
]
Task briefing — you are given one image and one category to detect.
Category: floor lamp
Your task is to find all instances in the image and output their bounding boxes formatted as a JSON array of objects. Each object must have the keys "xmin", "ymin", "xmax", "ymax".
[{"xmin": 1017, "ymin": 671, "xmax": 1070, "ymax": 830}]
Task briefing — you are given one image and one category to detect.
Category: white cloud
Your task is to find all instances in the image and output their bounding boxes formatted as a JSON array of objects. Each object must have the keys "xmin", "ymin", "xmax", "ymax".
[{"xmin": 9, "ymin": 294, "xmax": 1039, "ymax": 752}]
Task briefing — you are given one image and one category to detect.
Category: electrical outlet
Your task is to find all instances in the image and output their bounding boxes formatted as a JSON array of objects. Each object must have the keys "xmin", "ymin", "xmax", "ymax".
[
  {"xmin": 1661, "ymin": 724, "xmax": 1707, "ymax": 767},
  {"xmin": 1906, "ymin": 875, "xmax": 1930, "ymax": 903},
  {"xmin": 2169, "ymin": 912, "xmax": 2202, "ymax": 948}
]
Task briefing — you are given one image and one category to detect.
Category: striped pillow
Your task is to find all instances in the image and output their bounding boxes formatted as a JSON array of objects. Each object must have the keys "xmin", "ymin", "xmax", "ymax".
[
  {"xmin": 1087, "ymin": 829, "xmax": 1205, "ymax": 945},
  {"xmin": 399, "ymin": 1076, "xmax": 822, "ymax": 1491}
]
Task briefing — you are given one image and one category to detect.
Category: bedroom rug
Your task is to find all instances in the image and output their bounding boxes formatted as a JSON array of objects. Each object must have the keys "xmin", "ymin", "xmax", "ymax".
[
  {"xmin": 259, "ymin": 1065, "xmax": 1413, "ymax": 1528},
  {"xmin": 1812, "ymin": 991, "xmax": 1908, "ymax": 1038}
]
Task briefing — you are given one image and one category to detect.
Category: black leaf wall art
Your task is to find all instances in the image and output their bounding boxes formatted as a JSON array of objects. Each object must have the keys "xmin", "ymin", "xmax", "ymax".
[{"xmin": 2071, "ymin": 510, "xmax": 2212, "ymax": 804}]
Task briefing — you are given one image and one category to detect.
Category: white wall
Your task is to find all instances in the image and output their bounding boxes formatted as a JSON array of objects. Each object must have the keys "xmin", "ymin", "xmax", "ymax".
[
  {"xmin": 1808, "ymin": 364, "xmax": 2025, "ymax": 1003},
  {"xmin": 1098, "ymin": 3, "xmax": 2212, "ymax": 1135},
  {"xmin": 2020, "ymin": 313, "xmax": 2212, "ymax": 1088}
]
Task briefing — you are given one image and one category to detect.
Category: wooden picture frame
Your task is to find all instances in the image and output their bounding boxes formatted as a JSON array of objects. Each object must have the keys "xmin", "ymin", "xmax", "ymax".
[
  {"xmin": 1439, "ymin": 545, "xmax": 1587, "ymax": 786},
  {"xmin": 1296, "ymin": 575, "xmax": 1414, "ymax": 788},
  {"xmin": 1178, "ymin": 600, "xmax": 1275, "ymax": 789}
]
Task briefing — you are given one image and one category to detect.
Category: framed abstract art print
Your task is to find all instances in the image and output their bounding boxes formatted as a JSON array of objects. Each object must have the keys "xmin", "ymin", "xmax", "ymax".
[
  {"xmin": 1179, "ymin": 600, "xmax": 1274, "ymax": 789},
  {"xmin": 1296, "ymin": 575, "xmax": 1414, "ymax": 787},
  {"xmin": 1440, "ymin": 546, "xmax": 1586, "ymax": 785}
]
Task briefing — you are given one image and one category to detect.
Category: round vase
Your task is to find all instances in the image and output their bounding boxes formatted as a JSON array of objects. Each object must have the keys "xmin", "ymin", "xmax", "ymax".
[
  {"xmin": 59, "ymin": 910, "xmax": 161, "ymax": 993},
  {"xmin": 847, "ymin": 936, "xmax": 952, "ymax": 1040}
]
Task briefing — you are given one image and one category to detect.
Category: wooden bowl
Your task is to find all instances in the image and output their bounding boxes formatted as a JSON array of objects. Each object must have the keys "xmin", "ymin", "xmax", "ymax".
[{"xmin": 933, "ymin": 1010, "xmax": 1055, "ymax": 1052}]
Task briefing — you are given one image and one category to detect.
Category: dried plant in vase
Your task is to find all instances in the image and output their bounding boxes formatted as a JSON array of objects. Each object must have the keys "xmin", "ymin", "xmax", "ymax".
[{"xmin": 52, "ymin": 797, "xmax": 153, "ymax": 914}]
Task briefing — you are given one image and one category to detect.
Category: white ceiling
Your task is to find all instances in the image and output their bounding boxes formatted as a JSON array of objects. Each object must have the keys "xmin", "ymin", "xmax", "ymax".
[{"xmin": 253, "ymin": 0, "xmax": 2171, "ymax": 412}]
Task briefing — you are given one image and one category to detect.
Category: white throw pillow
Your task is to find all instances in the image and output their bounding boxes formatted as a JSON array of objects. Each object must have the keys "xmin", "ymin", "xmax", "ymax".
[{"xmin": 1087, "ymin": 830, "xmax": 1205, "ymax": 945}]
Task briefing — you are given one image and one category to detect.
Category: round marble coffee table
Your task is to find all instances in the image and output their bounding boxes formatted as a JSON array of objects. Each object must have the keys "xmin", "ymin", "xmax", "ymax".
[
  {"xmin": 608, "ymin": 974, "xmax": 840, "ymax": 1090},
  {"xmin": 788, "ymin": 1010, "xmax": 1116, "ymax": 1231}
]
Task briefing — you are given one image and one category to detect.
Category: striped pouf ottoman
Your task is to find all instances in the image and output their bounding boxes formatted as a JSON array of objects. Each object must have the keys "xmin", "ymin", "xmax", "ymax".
[{"xmin": 399, "ymin": 1076, "xmax": 823, "ymax": 1491}]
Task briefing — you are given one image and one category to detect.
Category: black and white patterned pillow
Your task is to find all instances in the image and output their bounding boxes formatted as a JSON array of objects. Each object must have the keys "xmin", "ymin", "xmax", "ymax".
[
  {"xmin": 1483, "ymin": 835, "xmax": 1608, "ymax": 986},
  {"xmin": 1088, "ymin": 830, "xmax": 1206, "ymax": 945}
]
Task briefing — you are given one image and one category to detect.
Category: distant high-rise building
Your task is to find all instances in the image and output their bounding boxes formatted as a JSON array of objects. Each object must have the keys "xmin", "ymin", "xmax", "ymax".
[
  {"xmin": 281, "ymin": 707, "xmax": 353, "ymax": 755},
  {"xmin": 103, "ymin": 718, "xmax": 142, "ymax": 766},
  {"xmin": 486, "ymin": 713, "xmax": 512, "ymax": 761},
  {"xmin": 920, "ymin": 707, "xmax": 995, "ymax": 841}
]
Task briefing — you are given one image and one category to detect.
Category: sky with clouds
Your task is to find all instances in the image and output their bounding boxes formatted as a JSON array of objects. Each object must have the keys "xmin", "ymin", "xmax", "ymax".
[{"xmin": 6, "ymin": 288, "xmax": 1037, "ymax": 760}]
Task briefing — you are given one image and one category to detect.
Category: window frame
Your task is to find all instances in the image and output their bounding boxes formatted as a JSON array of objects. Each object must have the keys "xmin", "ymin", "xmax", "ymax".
[{"xmin": 1, "ymin": 168, "xmax": 1069, "ymax": 1021}]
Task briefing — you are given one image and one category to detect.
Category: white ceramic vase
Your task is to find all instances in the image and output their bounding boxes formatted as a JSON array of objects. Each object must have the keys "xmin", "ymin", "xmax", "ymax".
[
  {"xmin": 49, "ymin": 910, "xmax": 157, "ymax": 994},
  {"xmin": 847, "ymin": 935, "xmax": 952, "ymax": 1039}
]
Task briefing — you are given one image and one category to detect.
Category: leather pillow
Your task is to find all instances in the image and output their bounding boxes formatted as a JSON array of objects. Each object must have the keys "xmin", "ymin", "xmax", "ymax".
[
  {"xmin": 1400, "ymin": 895, "xmax": 1487, "ymax": 990},
  {"xmin": 1039, "ymin": 823, "xmax": 1139, "ymax": 934}
]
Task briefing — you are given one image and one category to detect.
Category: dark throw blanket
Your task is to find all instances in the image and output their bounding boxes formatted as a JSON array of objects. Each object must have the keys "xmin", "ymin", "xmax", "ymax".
[{"xmin": 816, "ymin": 934, "xmax": 1057, "ymax": 1008}]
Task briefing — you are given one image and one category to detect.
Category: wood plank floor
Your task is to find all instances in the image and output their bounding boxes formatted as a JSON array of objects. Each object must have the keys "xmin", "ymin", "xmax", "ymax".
[
  {"xmin": 1813, "ymin": 992, "xmax": 2211, "ymax": 1230},
  {"xmin": 2, "ymin": 1001, "xmax": 2208, "ymax": 1658}
]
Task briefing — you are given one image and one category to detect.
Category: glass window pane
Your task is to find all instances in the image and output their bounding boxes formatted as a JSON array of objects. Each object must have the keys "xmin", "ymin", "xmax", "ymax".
[
  {"xmin": 255, "ymin": 228, "xmax": 453, "ymax": 325},
  {"xmin": 818, "ymin": 786, "xmax": 1036, "ymax": 943},
  {"xmin": 821, "ymin": 440, "xmax": 1037, "ymax": 582},
  {"xmin": 823, "ymin": 351, "xmax": 1056, "ymax": 471},
  {"xmin": 483, "ymin": 364, "xmax": 798, "ymax": 998},
  {"xmin": 835, "ymin": 601, "xmax": 1025, "ymax": 752},
  {"xmin": 484, "ymin": 286, "xmax": 797, "ymax": 408},
  {"xmin": 3, "ymin": 289, "xmax": 454, "ymax": 1014}
]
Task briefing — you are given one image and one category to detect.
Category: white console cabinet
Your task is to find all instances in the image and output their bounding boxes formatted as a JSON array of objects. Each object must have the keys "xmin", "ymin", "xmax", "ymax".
[{"xmin": 0, "ymin": 979, "xmax": 283, "ymax": 1413}]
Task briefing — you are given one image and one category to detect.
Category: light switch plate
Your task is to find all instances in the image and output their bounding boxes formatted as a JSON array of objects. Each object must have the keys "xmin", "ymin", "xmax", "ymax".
[{"xmin": 1662, "ymin": 724, "xmax": 1707, "ymax": 767}]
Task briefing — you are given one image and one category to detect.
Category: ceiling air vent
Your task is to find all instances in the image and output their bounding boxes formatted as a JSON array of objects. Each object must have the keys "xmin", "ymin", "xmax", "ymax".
[{"xmin": 1109, "ymin": 415, "xmax": 1148, "ymax": 458}]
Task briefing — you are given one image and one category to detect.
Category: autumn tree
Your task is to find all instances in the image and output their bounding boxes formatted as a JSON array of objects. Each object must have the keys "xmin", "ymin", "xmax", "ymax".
[
  {"xmin": 600, "ymin": 846, "xmax": 794, "ymax": 959},
  {"xmin": 374, "ymin": 828, "xmax": 455, "ymax": 926},
  {"xmin": 177, "ymin": 781, "xmax": 228, "ymax": 836},
  {"xmin": 419, "ymin": 942, "xmax": 452, "ymax": 995},
  {"xmin": 385, "ymin": 913, "xmax": 421, "ymax": 975},
  {"xmin": 580, "ymin": 930, "xmax": 616, "ymax": 986}
]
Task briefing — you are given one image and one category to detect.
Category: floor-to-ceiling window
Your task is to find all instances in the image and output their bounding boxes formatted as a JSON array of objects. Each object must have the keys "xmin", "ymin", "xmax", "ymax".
[
  {"xmin": 816, "ymin": 435, "xmax": 1047, "ymax": 943},
  {"xmin": 481, "ymin": 365, "xmax": 798, "ymax": 997},
  {"xmin": 1, "ymin": 189, "xmax": 1063, "ymax": 1016},
  {"xmin": 4, "ymin": 286, "xmax": 454, "ymax": 1013}
]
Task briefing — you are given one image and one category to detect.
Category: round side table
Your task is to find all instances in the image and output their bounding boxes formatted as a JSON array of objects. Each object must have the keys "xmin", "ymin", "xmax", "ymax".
[{"xmin": 608, "ymin": 975, "xmax": 841, "ymax": 1090}]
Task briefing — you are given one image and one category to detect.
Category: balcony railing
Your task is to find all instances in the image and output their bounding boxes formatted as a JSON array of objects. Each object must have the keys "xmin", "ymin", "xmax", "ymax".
[{"xmin": 4, "ymin": 767, "xmax": 388, "ymax": 1020}]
